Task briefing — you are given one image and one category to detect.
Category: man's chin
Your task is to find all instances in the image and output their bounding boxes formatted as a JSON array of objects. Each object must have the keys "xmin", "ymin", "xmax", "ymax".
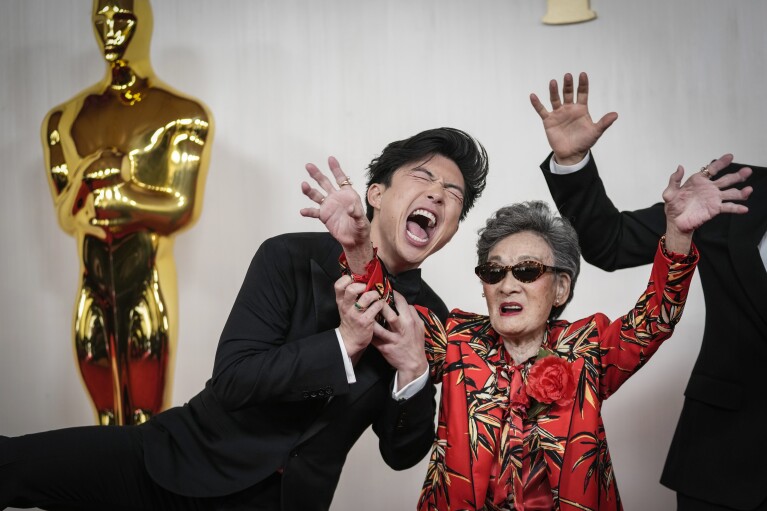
[{"xmin": 398, "ymin": 245, "xmax": 432, "ymax": 269}]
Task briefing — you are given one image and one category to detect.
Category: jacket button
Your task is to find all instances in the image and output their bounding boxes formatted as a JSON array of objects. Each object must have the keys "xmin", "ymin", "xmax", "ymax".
[{"xmin": 290, "ymin": 450, "xmax": 299, "ymax": 457}]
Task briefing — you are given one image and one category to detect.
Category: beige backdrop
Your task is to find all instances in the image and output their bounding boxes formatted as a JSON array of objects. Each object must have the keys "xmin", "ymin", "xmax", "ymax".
[{"xmin": 1, "ymin": 1, "xmax": 765, "ymax": 510}]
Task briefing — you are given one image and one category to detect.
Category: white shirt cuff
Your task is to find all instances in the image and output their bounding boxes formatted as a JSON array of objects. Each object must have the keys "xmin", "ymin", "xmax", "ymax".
[
  {"xmin": 549, "ymin": 152, "xmax": 590, "ymax": 175},
  {"xmin": 335, "ymin": 328, "xmax": 356, "ymax": 384},
  {"xmin": 392, "ymin": 367, "xmax": 428, "ymax": 400}
]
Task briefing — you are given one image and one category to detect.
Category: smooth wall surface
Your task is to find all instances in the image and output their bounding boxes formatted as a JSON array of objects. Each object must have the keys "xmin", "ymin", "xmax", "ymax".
[{"xmin": 1, "ymin": 1, "xmax": 765, "ymax": 509}]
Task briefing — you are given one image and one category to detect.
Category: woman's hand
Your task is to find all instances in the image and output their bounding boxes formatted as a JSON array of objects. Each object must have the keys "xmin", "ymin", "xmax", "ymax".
[
  {"xmin": 662, "ymin": 153, "xmax": 752, "ymax": 253},
  {"xmin": 300, "ymin": 156, "xmax": 374, "ymax": 272}
]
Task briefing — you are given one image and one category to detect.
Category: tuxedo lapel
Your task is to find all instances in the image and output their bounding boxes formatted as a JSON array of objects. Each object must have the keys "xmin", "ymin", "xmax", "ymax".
[
  {"xmin": 728, "ymin": 168, "xmax": 767, "ymax": 331},
  {"xmin": 310, "ymin": 258, "xmax": 341, "ymax": 333}
]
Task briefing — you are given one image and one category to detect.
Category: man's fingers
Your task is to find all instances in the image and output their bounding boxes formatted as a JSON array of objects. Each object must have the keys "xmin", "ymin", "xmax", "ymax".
[
  {"xmin": 360, "ymin": 298, "xmax": 385, "ymax": 321},
  {"xmin": 351, "ymin": 289, "xmax": 383, "ymax": 311},
  {"xmin": 372, "ymin": 322, "xmax": 394, "ymax": 344},
  {"xmin": 596, "ymin": 112, "xmax": 619, "ymax": 134},
  {"xmin": 375, "ymin": 301, "xmax": 398, "ymax": 327},
  {"xmin": 561, "ymin": 73, "xmax": 574, "ymax": 104},
  {"xmin": 371, "ymin": 312, "xmax": 418, "ymax": 344},
  {"xmin": 548, "ymin": 79, "xmax": 562, "ymax": 110},
  {"xmin": 576, "ymin": 71, "xmax": 589, "ymax": 105},
  {"xmin": 391, "ymin": 290, "xmax": 410, "ymax": 314},
  {"xmin": 530, "ymin": 93, "xmax": 549, "ymax": 119},
  {"xmin": 335, "ymin": 276, "xmax": 361, "ymax": 299},
  {"xmin": 381, "ymin": 291, "xmax": 413, "ymax": 326}
]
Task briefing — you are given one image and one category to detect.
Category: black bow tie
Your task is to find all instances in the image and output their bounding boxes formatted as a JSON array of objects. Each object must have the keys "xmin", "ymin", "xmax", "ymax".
[{"xmin": 387, "ymin": 268, "xmax": 422, "ymax": 303}]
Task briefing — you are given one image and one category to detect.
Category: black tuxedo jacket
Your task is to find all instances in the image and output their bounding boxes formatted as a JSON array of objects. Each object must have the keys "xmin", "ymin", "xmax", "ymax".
[
  {"xmin": 541, "ymin": 154, "xmax": 767, "ymax": 510},
  {"xmin": 140, "ymin": 232, "xmax": 446, "ymax": 510}
]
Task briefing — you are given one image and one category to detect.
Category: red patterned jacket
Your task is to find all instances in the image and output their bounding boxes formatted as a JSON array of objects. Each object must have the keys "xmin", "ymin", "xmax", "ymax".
[{"xmin": 415, "ymin": 241, "xmax": 699, "ymax": 511}]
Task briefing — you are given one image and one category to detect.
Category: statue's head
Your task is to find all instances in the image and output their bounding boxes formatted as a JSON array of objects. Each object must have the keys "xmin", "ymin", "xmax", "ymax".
[{"xmin": 92, "ymin": 0, "xmax": 152, "ymax": 63}]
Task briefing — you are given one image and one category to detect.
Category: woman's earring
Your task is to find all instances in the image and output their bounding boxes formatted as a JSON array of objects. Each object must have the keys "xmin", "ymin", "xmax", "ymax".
[{"xmin": 481, "ymin": 292, "xmax": 485, "ymax": 297}]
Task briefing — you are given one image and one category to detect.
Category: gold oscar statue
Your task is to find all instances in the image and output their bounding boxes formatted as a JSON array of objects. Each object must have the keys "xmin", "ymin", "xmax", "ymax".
[{"xmin": 42, "ymin": 0, "xmax": 213, "ymax": 425}]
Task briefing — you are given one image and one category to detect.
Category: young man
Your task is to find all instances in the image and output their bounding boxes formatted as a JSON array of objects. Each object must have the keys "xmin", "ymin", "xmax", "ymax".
[{"xmin": 1, "ymin": 127, "xmax": 489, "ymax": 511}]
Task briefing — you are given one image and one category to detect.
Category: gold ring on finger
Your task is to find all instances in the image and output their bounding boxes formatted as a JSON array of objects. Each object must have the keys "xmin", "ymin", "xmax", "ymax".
[
  {"xmin": 699, "ymin": 166, "xmax": 712, "ymax": 179},
  {"xmin": 338, "ymin": 177, "xmax": 353, "ymax": 187}
]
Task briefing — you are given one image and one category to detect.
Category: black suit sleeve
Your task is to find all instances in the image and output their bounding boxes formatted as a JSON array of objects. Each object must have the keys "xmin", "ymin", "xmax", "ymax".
[
  {"xmin": 364, "ymin": 267, "xmax": 446, "ymax": 470},
  {"xmin": 210, "ymin": 236, "xmax": 349, "ymax": 410},
  {"xmin": 373, "ymin": 380, "xmax": 437, "ymax": 470},
  {"xmin": 540, "ymin": 152, "xmax": 666, "ymax": 270}
]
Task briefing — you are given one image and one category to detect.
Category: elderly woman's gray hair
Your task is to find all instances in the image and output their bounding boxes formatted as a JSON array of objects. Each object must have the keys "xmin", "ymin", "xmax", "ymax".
[{"xmin": 476, "ymin": 201, "xmax": 581, "ymax": 319}]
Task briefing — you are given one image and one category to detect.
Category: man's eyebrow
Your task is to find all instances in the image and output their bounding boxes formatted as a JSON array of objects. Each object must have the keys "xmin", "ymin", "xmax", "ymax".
[
  {"xmin": 411, "ymin": 165, "xmax": 465, "ymax": 194},
  {"xmin": 411, "ymin": 165, "xmax": 435, "ymax": 178}
]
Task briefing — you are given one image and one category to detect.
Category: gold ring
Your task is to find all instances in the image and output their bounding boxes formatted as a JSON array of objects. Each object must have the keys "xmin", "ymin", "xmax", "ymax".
[
  {"xmin": 338, "ymin": 177, "xmax": 353, "ymax": 187},
  {"xmin": 319, "ymin": 197, "xmax": 325, "ymax": 204},
  {"xmin": 699, "ymin": 166, "xmax": 712, "ymax": 179}
]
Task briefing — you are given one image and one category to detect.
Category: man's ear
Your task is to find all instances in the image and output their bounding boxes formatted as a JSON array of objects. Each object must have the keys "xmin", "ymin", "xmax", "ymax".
[{"xmin": 367, "ymin": 183, "xmax": 383, "ymax": 211}]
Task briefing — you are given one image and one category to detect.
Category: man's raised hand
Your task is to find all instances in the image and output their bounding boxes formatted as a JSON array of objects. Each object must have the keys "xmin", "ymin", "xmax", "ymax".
[{"xmin": 530, "ymin": 72, "xmax": 618, "ymax": 165}]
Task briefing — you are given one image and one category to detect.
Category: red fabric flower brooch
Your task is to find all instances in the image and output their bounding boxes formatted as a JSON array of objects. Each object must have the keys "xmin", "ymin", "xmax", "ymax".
[
  {"xmin": 523, "ymin": 348, "xmax": 578, "ymax": 419},
  {"xmin": 527, "ymin": 354, "xmax": 577, "ymax": 406}
]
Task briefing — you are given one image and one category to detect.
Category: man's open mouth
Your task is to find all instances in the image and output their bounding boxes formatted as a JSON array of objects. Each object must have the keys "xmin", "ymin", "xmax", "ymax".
[{"xmin": 406, "ymin": 209, "xmax": 436, "ymax": 243}]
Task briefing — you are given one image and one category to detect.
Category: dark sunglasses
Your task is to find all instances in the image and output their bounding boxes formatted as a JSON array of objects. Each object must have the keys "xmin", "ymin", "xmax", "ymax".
[{"xmin": 474, "ymin": 260, "xmax": 564, "ymax": 284}]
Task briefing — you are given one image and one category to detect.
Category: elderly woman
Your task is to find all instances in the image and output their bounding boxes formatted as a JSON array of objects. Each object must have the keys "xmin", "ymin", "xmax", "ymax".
[
  {"xmin": 420, "ymin": 199, "xmax": 682, "ymax": 510},
  {"xmin": 301, "ymin": 153, "xmax": 752, "ymax": 510}
]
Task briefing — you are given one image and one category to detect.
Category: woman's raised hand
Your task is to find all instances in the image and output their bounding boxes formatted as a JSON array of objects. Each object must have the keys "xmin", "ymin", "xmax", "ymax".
[
  {"xmin": 300, "ymin": 156, "xmax": 370, "ymax": 250},
  {"xmin": 662, "ymin": 153, "xmax": 752, "ymax": 253}
]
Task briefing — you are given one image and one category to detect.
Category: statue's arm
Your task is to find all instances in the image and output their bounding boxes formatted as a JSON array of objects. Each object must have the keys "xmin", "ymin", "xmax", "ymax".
[
  {"xmin": 42, "ymin": 107, "xmax": 96, "ymax": 236},
  {"xmin": 91, "ymin": 113, "xmax": 212, "ymax": 235}
]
